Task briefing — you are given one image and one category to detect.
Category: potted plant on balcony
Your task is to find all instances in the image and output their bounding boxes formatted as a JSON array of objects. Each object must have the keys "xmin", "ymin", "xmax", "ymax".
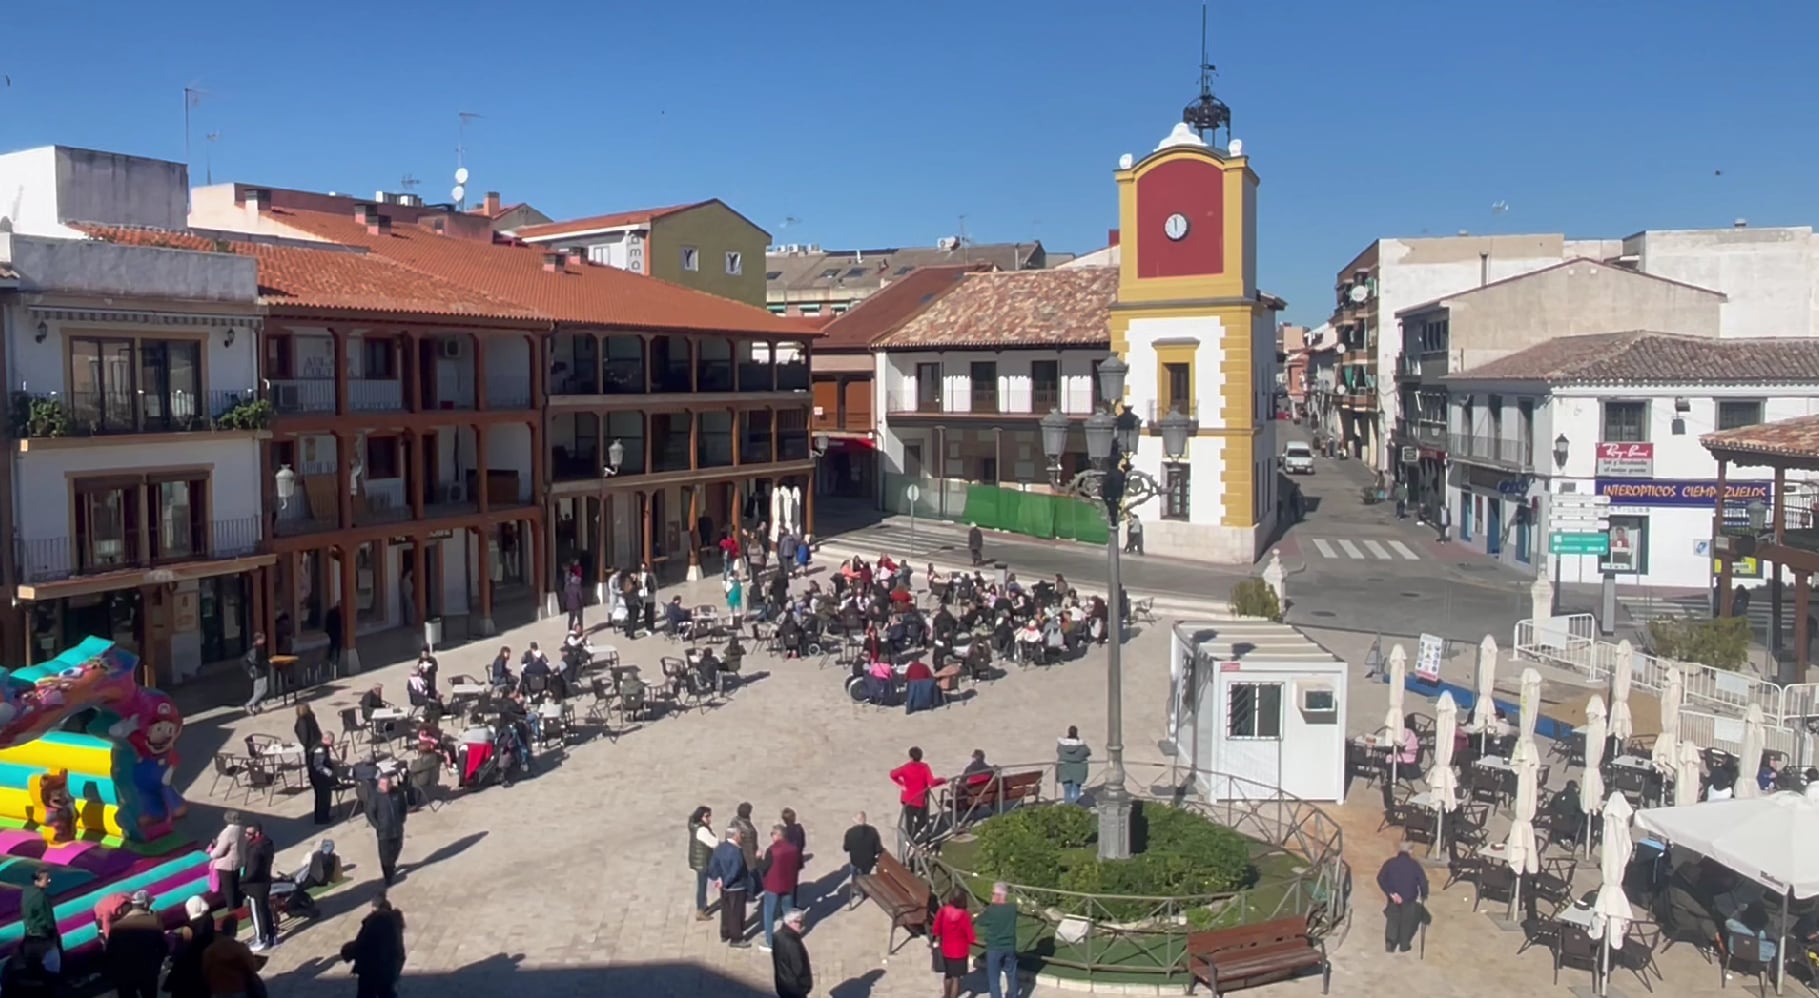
[
  {"xmin": 213, "ymin": 394, "xmax": 274, "ymax": 432},
  {"xmin": 9, "ymin": 392, "xmax": 67, "ymax": 439}
]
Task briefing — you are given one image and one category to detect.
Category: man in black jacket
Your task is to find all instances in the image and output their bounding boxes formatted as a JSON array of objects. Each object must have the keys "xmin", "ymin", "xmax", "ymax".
[
  {"xmin": 366, "ymin": 776, "xmax": 408, "ymax": 886},
  {"xmin": 842, "ymin": 811, "xmax": 883, "ymax": 910},
  {"xmin": 1377, "ymin": 840, "xmax": 1429, "ymax": 953},
  {"xmin": 772, "ymin": 908, "xmax": 813, "ymax": 998},
  {"xmin": 242, "ymin": 821, "xmax": 279, "ymax": 951},
  {"xmin": 341, "ymin": 893, "xmax": 406, "ymax": 998},
  {"xmin": 308, "ymin": 734, "xmax": 339, "ymax": 825},
  {"xmin": 103, "ymin": 890, "xmax": 166, "ymax": 998}
]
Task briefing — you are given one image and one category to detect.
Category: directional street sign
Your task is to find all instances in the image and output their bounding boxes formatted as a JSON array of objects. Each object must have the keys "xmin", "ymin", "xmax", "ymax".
[
  {"xmin": 1550, "ymin": 492, "xmax": 1611, "ymax": 530},
  {"xmin": 1549, "ymin": 532, "xmax": 1610, "ymax": 556}
]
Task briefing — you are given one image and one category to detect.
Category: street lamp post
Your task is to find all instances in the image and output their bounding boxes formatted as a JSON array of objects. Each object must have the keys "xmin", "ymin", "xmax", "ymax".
[
  {"xmin": 1551, "ymin": 434, "xmax": 1570, "ymax": 617},
  {"xmin": 1040, "ymin": 356, "xmax": 1194, "ymax": 860}
]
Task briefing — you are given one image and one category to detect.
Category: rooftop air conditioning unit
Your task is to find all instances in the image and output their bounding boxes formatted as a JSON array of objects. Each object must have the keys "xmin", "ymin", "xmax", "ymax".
[{"xmin": 438, "ymin": 338, "xmax": 462, "ymax": 359}]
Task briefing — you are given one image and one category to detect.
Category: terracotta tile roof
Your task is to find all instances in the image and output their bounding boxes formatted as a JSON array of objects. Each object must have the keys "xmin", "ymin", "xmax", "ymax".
[
  {"xmin": 270, "ymin": 208, "xmax": 808, "ymax": 337},
  {"xmin": 510, "ymin": 202, "xmax": 704, "ymax": 240},
  {"xmin": 1441, "ymin": 332, "xmax": 1819, "ymax": 385},
  {"xmin": 1704, "ymin": 415, "xmax": 1819, "ymax": 462},
  {"xmin": 1395, "ymin": 257, "xmax": 1724, "ymax": 318},
  {"xmin": 73, "ymin": 225, "xmax": 539, "ymax": 322},
  {"xmin": 767, "ymin": 242, "xmax": 1043, "ymax": 297},
  {"xmin": 873, "ymin": 266, "xmax": 1117, "ymax": 351},
  {"xmin": 815, "ymin": 264, "xmax": 987, "ymax": 351}
]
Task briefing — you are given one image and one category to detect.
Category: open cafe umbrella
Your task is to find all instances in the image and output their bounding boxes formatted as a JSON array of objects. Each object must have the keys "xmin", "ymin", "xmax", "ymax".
[
  {"xmin": 1470, "ymin": 635, "xmax": 1500, "ymax": 752},
  {"xmin": 1589, "ymin": 792, "xmax": 1636, "ymax": 996},
  {"xmin": 1737, "ymin": 704, "xmax": 1767, "ymax": 800},
  {"xmin": 1384, "ymin": 644, "xmax": 1408, "ymax": 784},
  {"xmin": 1581, "ymin": 695, "xmax": 1608, "ymax": 851},
  {"xmin": 1505, "ymin": 748, "xmax": 1542, "ymax": 919},
  {"xmin": 1675, "ymin": 740, "xmax": 1704, "ymax": 807},
  {"xmin": 1651, "ymin": 666, "xmax": 1683, "ymax": 774},
  {"xmin": 1429, "ymin": 692, "xmax": 1461, "ymax": 850},
  {"xmin": 1609, "ymin": 639, "xmax": 1636, "ymax": 745}
]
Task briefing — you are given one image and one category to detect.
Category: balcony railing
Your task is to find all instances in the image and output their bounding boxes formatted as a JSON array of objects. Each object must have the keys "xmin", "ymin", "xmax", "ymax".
[
  {"xmin": 1145, "ymin": 400, "xmax": 1200, "ymax": 423},
  {"xmin": 10, "ymin": 389, "xmax": 270, "ymax": 440},
  {"xmin": 485, "ymin": 375, "xmax": 533, "ymax": 410},
  {"xmin": 886, "ymin": 388, "xmax": 1096, "ymax": 417},
  {"xmin": 777, "ymin": 361, "xmax": 810, "ymax": 393},
  {"xmin": 348, "ymin": 378, "xmax": 406, "ymax": 413},
  {"xmin": 15, "ymin": 516, "xmax": 262, "ymax": 584},
  {"xmin": 269, "ymin": 379, "xmax": 336, "ymax": 415},
  {"xmin": 1448, "ymin": 432, "xmax": 1534, "ymax": 469}
]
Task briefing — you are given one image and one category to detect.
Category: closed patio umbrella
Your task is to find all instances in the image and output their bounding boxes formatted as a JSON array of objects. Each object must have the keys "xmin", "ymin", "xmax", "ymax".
[
  {"xmin": 1385, "ymin": 644, "xmax": 1408, "ymax": 784},
  {"xmin": 1581, "ymin": 695, "xmax": 1608, "ymax": 848},
  {"xmin": 1651, "ymin": 666, "xmax": 1682, "ymax": 774},
  {"xmin": 1430, "ymin": 692, "xmax": 1461, "ymax": 849},
  {"xmin": 1737, "ymin": 703, "xmax": 1766, "ymax": 801},
  {"xmin": 1471, "ymin": 635, "xmax": 1500, "ymax": 751},
  {"xmin": 1609, "ymin": 640, "xmax": 1636, "ymax": 744},
  {"xmin": 1590, "ymin": 792, "xmax": 1636, "ymax": 995},
  {"xmin": 1676, "ymin": 740, "xmax": 1704, "ymax": 807},
  {"xmin": 1505, "ymin": 748, "xmax": 1541, "ymax": 918},
  {"xmin": 1511, "ymin": 667, "xmax": 1543, "ymax": 767}
]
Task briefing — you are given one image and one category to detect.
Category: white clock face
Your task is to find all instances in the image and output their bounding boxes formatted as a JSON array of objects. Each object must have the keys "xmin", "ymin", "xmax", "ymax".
[{"xmin": 1164, "ymin": 213, "xmax": 1190, "ymax": 241}]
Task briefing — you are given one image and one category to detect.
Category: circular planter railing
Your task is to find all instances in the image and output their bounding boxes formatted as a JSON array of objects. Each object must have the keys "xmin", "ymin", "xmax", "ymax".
[{"xmin": 903, "ymin": 760, "xmax": 1349, "ymax": 989}]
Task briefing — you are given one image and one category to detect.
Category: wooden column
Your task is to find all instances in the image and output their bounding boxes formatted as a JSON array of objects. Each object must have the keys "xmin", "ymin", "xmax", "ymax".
[
  {"xmin": 401, "ymin": 333, "xmax": 420, "ymax": 413},
  {"xmin": 595, "ymin": 413, "xmax": 606, "ymax": 471},
  {"xmin": 597, "ymin": 494, "xmax": 611, "ymax": 581},
  {"xmin": 409, "ymin": 430, "xmax": 426, "ymax": 520},
  {"xmin": 1797, "ymin": 571, "xmax": 1812, "ymax": 674},
  {"xmin": 641, "ymin": 491, "xmax": 654, "ymax": 568},
  {"xmin": 475, "ymin": 424, "xmax": 490, "ymax": 514},
  {"xmin": 530, "ymin": 517, "xmax": 549, "ymax": 613},
  {"xmin": 769, "ymin": 407, "xmax": 778, "ymax": 462},
  {"xmin": 644, "ymin": 413, "xmax": 655, "ymax": 473},
  {"xmin": 804, "ymin": 473, "xmax": 817, "ymax": 540},
  {"xmin": 594, "ymin": 334, "xmax": 606, "ymax": 396},
  {"xmin": 689, "ymin": 409, "xmax": 700, "ymax": 471},
  {"xmin": 410, "ymin": 537, "xmax": 428, "ymax": 628},
  {"xmin": 686, "ymin": 485, "xmax": 701, "ymax": 571},
  {"xmin": 529, "ymin": 418, "xmax": 545, "ymax": 507},
  {"xmin": 339, "ymin": 545, "xmax": 360, "ymax": 655},
  {"xmin": 331, "ymin": 327, "xmax": 349, "ymax": 416},
  {"xmin": 336, "ymin": 432, "xmax": 356, "ymax": 530},
  {"xmin": 1775, "ymin": 466, "xmax": 1788, "ymax": 545},
  {"xmin": 731, "ymin": 407, "xmax": 743, "ymax": 467},
  {"xmin": 249, "ymin": 567, "xmax": 266, "ymax": 645},
  {"xmin": 473, "ymin": 335, "xmax": 489, "ymax": 411},
  {"xmin": 1716, "ymin": 457, "xmax": 1735, "ymax": 617},
  {"xmin": 476, "ymin": 526, "xmax": 495, "ymax": 631},
  {"xmin": 265, "ymin": 561, "xmax": 280, "ymax": 648}
]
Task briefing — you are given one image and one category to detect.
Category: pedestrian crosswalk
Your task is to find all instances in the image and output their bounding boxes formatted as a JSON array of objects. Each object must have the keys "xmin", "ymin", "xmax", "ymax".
[{"xmin": 1305, "ymin": 537, "xmax": 1424, "ymax": 561}]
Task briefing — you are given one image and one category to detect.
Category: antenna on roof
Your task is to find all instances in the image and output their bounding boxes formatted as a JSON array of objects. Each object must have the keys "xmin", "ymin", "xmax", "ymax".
[
  {"xmin": 204, "ymin": 131, "xmax": 221, "ymax": 186},
  {"xmin": 454, "ymin": 112, "xmax": 483, "ymax": 209},
  {"xmin": 400, "ymin": 173, "xmax": 420, "ymax": 193},
  {"xmin": 1182, "ymin": 1, "xmax": 1232, "ymax": 145},
  {"xmin": 182, "ymin": 86, "xmax": 208, "ymax": 170}
]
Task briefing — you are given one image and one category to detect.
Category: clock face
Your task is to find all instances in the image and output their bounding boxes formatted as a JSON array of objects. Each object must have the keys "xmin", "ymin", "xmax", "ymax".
[{"xmin": 1164, "ymin": 213, "xmax": 1190, "ymax": 241}]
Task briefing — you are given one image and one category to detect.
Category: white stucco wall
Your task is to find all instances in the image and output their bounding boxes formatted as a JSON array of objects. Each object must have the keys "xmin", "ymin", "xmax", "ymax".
[
  {"xmin": 13, "ymin": 437, "xmax": 263, "ymax": 542},
  {"xmin": 1628, "ymin": 227, "xmax": 1818, "ymax": 339},
  {"xmin": 8, "ymin": 304, "xmax": 259, "ymax": 398},
  {"xmin": 0, "ymin": 147, "xmax": 190, "ymax": 238},
  {"xmin": 880, "ymin": 349, "xmax": 1100, "ymax": 415}
]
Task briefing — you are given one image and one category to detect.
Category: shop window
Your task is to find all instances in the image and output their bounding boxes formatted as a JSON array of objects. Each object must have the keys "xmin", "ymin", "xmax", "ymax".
[
  {"xmin": 1717, "ymin": 399, "xmax": 1764, "ymax": 431},
  {"xmin": 1164, "ymin": 465, "xmax": 1190, "ymax": 520},
  {"xmin": 1600, "ymin": 401, "xmax": 1648, "ymax": 442},
  {"xmin": 1227, "ymin": 682, "xmax": 1283, "ymax": 739}
]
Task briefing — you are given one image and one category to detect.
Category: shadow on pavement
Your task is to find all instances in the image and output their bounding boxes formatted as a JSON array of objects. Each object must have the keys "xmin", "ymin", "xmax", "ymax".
[{"xmin": 271, "ymin": 954, "xmax": 790, "ymax": 997}]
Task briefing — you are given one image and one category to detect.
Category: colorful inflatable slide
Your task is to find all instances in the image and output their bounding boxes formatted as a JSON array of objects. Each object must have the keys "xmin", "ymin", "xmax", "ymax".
[{"xmin": 0, "ymin": 636, "xmax": 203, "ymax": 957}]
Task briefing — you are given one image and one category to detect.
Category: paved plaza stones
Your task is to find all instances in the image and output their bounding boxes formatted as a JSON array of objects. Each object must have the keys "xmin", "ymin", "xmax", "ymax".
[{"xmin": 165, "ymin": 561, "xmax": 1749, "ymax": 997}]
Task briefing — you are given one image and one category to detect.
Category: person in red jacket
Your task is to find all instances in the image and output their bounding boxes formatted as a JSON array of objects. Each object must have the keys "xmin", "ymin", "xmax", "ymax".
[
  {"xmin": 890, "ymin": 746, "xmax": 946, "ymax": 842},
  {"xmin": 930, "ymin": 889, "xmax": 976, "ymax": 998},
  {"xmin": 758, "ymin": 824, "xmax": 803, "ymax": 952}
]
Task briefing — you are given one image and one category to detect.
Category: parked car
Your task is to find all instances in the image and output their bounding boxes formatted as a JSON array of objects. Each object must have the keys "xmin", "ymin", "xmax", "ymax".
[{"xmin": 1281, "ymin": 441, "xmax": 1315, "ymax": 475}]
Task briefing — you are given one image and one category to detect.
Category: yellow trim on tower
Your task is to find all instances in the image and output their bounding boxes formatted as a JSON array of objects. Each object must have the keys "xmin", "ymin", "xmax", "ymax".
[{"xmin": 1113, "ymin": 146, "xmax": 1257, "ymax": 308}]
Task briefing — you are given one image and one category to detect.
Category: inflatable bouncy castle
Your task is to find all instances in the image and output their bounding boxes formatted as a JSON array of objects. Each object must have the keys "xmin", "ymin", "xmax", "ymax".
[{"xmin": 0, "ymin": 637, "xmax": 207, "ymax": 957}]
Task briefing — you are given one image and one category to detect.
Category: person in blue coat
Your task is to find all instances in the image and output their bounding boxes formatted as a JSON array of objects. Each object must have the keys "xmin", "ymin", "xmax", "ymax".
[{"xmin": 706, "ymin": 828, "xmax": 752, "ymax": 948}]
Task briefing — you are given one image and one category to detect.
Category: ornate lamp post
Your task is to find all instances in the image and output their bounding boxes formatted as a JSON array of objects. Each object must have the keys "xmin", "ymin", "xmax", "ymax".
[{"xmin": 1040, "ymin": 356, "xmax": 1194, "ymax": 860}]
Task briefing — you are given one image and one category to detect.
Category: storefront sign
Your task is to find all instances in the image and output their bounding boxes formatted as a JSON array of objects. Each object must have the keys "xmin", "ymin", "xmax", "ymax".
[
  {"xmin": 1595, "ymin": 442, "xmax": 1655, "ymax": 478},
  {"xmin": 1594, "ymin": 479, "xmax": 1773, "ymax": 508}
]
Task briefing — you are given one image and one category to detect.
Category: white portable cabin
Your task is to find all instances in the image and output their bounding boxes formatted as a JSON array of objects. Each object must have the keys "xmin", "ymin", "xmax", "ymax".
[{"xmin": 1168, "ymin": 620, "xmax": 1348, "ymax": 803}]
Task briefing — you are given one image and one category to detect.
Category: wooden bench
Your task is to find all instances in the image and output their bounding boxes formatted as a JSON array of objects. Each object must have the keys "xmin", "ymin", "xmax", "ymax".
[
  {"xmin": 1185, "ymin": 914, "xmax": 1329, "ymax": 995},
  {"xmin": 949, "ymin": 768, "xmax": 1045, "ymax": 825},
  {"xmin": 852, "ymin": 849, "xmax": 933, "ymax": 952}
]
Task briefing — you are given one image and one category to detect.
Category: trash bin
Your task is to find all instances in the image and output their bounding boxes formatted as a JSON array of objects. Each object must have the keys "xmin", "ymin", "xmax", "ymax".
[
  {"xmin": 995, "ymin": 562, "xmax": 1009, "ymax": 588},
  {"xmin": 423, "ymin": 618, "xmax": 443, "ymax": 650}
]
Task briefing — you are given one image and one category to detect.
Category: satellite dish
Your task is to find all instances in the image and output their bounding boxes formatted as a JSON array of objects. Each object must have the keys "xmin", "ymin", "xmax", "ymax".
[
  {"xmin": 1117, "ymin": 153, "xmax": 1134, "ymax": 170},
  {"xmin": 451, "ymin": 184, "xmax": 466, "ymax": 203},
  {"xmin": 1228, "ymin": 138, "xmax": 1244, "ymax": 156},
  {"xmin": 454, "ymin": 167, "xmax": 470, "ymax": 185},
  {"xmin": 1348, "ymin": 285, "xmax": 1368, "ymax": 304}
]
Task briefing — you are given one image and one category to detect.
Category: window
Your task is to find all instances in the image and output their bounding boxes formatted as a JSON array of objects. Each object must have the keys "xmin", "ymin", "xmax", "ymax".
[
  {"xmin": 725, "ymin": 251, "xmax": 743, "ymax": 276},
  {"xmin": 844, "ymin": 267, "xmax": 869, "ymax": 279},
  {"xmin": 365, "ymin": 436, "xmax": 401, "ymax": 480},
  {"xmin": 798, "ymin": 304, "xmax": 823, "ymax": 316},
  {"xmin": 152, "ymin": 478, "xmax": 205, "ymax": 560},
  {"xmin": 1718, "ymin": 399, "xmax": 1765, "ymax": 431},
  {"xmin": 74, "ymin": 482, "xmax": 137, "ymax": 571},
  {"xmin": 831, "ymin": 303, "xmax": 850, "ymax": 315},
  {"xmin": 681, "ymin": 247, "xmax": 700, "ymax": 272},
  {"xmin": 969, "ymin": 362, "xmax": 998, "ymax": 413},
  {"xmin": 1601, "ymin": 401, "xmax": 1648, "ymax": 442},
  {"xmin": 819, "ymin": 268, "xmax": 841, "ymax": 280},
  {"xmin": 1227, "ymin": 682, "xmax": 1283, "ymax": 739},
  {"xmin": 1164, "ymin": 465, "xmax": 1190, "ymax": 519},
  {"xmin": 1031, "ymin": 360, "xmax": 1060, "ymax": 410},
  {"xmin": 765, "ymin": 270, "xmax": 782, "ymax": 281},
  {"xmin": 68, "ymin": 336, "xmax": 202, "ymax": 432},
  {"xmin": 915, "ymin": 363, "xmax": 942, "ymax": 412},
  {"xmin": 766, "ymin": 304, "xmax": 787, "ymax": 315},
  {"xmin": 1163, "ymin": 362, "xmax": 1191, "ymax": 409},
  {"xmin": 360, "ymin": 337, "xmax": 395, "ymax": 379}
]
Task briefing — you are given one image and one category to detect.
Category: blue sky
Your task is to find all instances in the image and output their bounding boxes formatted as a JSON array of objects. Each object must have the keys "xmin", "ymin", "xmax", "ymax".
[{"xmin": 3, "ymin": 1, "xmax": 1815, "ymax": 324}]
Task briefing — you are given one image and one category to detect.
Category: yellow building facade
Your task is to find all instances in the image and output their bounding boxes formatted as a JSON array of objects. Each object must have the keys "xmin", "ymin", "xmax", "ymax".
[{"xmin": 1110, "ymin": 123, "xmax": 1279, "ymax": 563}]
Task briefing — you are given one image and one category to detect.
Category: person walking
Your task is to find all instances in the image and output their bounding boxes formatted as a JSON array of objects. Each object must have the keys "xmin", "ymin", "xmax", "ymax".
[
  {"xmin": 706, "ymin": 828, "xmax": 752, "ymax": 948},
  {"xmin": 778, "ymin": 532, "xmax": 798, "ymax": 580},
  {"xmin": 758, "ymin": 825, "xmax": 803, "ymax": 952},
  {"xmin": 241, "ymin": 631, "xmax": 271, "ymax": 715},
  {"xmin": 18, "ymin": 867, "xmax": 61, "ymax": 985},
  {"xmin": 1055, "ymin": 726, "xmax": 1092, "ymax": 804},
  {"xmin": 1377, "ymin": 840, "xmax": 1429, "ymax": 953},
  {"xmin": 1124, "ymin": 516, "xmax": 1144, "ymax": 555},
  {"xmin": 732, "ymin": 802, "xmax": 761, "ymax": 877},
  {"xmin": 240, "ymin": 821, "xmax": 278, "ymax": 952},
  {"xmin": 841, "ymin": 811, "xmax": 883, "ymax": 909},
  {"xmin": 308, "ymin": 732, "xmax": 339, "ymax": 825},
  {"xmin": 793, "ymin": 532, "xmax": 811, "ymax": 577},
  {"xmin": 978, "ymin": 882, "xmax": 1020, "ymax": 998},
  {"xmin": 968, "ymin": 525, "xmax": 984, "ymax": 566},
  {"xmin": 930, "ymin": 889, "xmax": 977, "ymax": 998},
  {"xmin": 207, "ymin": 811, "xmax": 246, "ymax": 910},
  {"xmin": 103, "ymin": 890, "xmax": 167, "ymax": 998},
  {"xmin": 564, "ymin": 562, "xmax": 585, "ymax": 629},
  {"xmin": 890, "ymin": 747, "xmax": 945, "ymax": 843},
  {"xmin": 340, "ymin": 894, "xmax": 407, "ymax": 998},
  {"xmin": 160, "ymin": 896, "xmax": 216, "ymax": 998},
  {"xmin": 726, "ymin": 574, "xmax": 745, "ymax": 626},
  {"xmin": 771, "ymin": 908, "xmax": 813, "ymax": 998},
  {"xmin": 688, "ymin": 806, "xmax": 718, "ymax": 920},
  {"xmin": 366, "ymin": 775, "xmax": 408, "ymax": 887}
]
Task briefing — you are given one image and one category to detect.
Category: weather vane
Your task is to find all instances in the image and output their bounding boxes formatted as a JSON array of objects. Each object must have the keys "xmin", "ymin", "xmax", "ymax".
[{"xmin": 1182, "ymin": 1, "xmax": 1232, "ymax": 144}]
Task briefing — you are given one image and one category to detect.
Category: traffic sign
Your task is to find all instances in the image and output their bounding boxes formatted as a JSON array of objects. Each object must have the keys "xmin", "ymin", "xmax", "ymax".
[
  {"xmin": 905, "ymin": 484, "xmax": 921, "ymax": 503},
  {"xmin": 1549, "ymin": 532, "xmax": 1610, "ymax": 556}
]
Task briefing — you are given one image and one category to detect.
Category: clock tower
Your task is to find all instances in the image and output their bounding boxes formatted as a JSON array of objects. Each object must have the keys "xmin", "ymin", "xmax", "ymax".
[{"xmin": 1109, "ymin": 120, "xmax": 1278, "ymax": 563}]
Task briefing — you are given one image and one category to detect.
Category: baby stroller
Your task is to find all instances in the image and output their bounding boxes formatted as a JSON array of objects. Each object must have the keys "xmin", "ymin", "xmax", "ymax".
[
  {"xmin": 468, "ymin": 722, "xmax": 533, "ymax": 789},
  {"xmin": 272, "ymin": 840, "xmax": 342, "ymax": 921}
]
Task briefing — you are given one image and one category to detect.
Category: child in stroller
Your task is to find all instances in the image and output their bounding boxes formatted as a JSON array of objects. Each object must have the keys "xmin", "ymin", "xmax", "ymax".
[{"xmin": 271, "ymin": 839, "xmax": 343, "ymax": 921}]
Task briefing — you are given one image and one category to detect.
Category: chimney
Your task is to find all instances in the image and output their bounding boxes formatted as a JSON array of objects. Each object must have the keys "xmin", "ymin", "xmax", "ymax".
[
  {"xmin": 562, "ymin": 247, "xmax": 585, "ymax": 271},
  {"xmin": 543, "ymin": 251, "xmax": 564, "ymax": 273},
  {"xmin": 244, "ymin": 188, "xmax": 269, "ymax": 214},
  {"xmin": 358, "ymin": 206, "xmax": 391, "ymax": 236},
  {"xmin": 1734, "ymin": 218, "xmax": 1749, "ymax": 229},
  {"xmin": 483, "ymin": 191, "xmax": 502, "ymax": 216},
  {"xmin": 1107, "ymin": 228, "xmax": 1120, "ymax": 247}
]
